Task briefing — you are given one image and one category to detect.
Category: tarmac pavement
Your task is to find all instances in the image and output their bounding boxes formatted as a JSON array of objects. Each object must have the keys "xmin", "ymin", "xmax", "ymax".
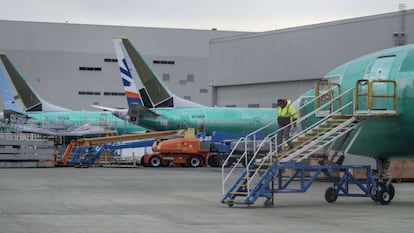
[{"xmin": 0, "ymin": 167, "xmax": 414, "ymax": 233}]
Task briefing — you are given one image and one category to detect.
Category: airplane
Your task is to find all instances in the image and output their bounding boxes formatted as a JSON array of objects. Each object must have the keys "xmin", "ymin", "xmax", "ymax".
[
  {"xmin": 266, "ymin": 43, "xmax": 414, "ymax": 204},
  {"xmin": 0, "ymin": 51, "xmax": 146, "ymax": 136},
  {"xmin": 110, "ymin": 36, "xmax": 278, "ymax": 136}
]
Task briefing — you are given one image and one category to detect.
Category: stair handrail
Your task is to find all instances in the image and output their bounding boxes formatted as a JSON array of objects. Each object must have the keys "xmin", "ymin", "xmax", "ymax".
[
  {"xmin": 277, "ymin": 95, "xmax": 353, "ymax": 159},
  {"xmin": 243, "ymin": 94, "xmax": 354, "ymax": 192},
  {"xmin": 222, "ymin": 85, "xmax": 353, "ymax": 194},
  {"xmin": 280, "ymin": 102, "xmax": 354, "ymax": 162},
  {"xmin": 241, "ymin": 91, "xmax": 355, "ymax": 199}
]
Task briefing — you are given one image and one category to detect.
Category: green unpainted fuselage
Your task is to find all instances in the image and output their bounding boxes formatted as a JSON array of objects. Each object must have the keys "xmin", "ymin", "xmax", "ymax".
[
  {"xmin": 300, "ymin": 44, "xmax": 414, "ymax": 160},
  {"xmin": 26, "ymin": 111, "xmax": 145, "ymax": 135},
  {"xmin": 137, "ymin": 107, "xmax": 277, "ymax": 134}
]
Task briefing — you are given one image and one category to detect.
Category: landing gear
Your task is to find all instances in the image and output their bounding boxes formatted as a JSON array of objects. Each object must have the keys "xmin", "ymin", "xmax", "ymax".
[{"xmin": 372, "ymin": 159, "xmax": 395, "ymax": 205}]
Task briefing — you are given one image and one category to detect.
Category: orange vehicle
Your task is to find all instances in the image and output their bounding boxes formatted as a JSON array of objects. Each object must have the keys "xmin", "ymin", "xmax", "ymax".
[{"xmin": 141, "ymin": 137, "xmax": 210, "ymax": 167}]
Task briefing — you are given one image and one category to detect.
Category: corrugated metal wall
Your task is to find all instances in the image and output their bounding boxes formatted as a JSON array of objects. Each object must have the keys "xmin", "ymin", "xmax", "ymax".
[{"xmin": 210, "ymin": 10, "xmax": 414, "ymax": 107}]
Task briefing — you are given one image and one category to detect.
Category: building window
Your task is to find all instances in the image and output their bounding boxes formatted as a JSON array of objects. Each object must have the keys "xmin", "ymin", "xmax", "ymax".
[
  {"xmin": 226, "ymin": 105, "xmax": 237, "ymax": 108},
  {"xmin": 78, "ymin": 91, "xmax": 101, "ymax": 95},
  {"xmin": 162, "ymin": 74, "xmax": 170, "ymax": 81},
  {"xmin": 103, "ymin": 92, "xmax": 125, "ymax": 96},
  {"xmin": 153, "ymin": 60, "xmax": 175, "ymax": 65},
  {"xmin": 104, "ymin": 58, "xmax": 118, "ymax": 62},
  {"xmin": 187, "ymin": 74, "xmax": 194, "ymax": 82},
  {"xmin": 272, "ymin": 103, "xmax": 278, "ymax": 108},
  {"xmin": 179, "ymin": 80, "xmax": 187, "ymax": 85},
  {"xmin": 183, "ymin": 96, "xmax": 191, "ymax": 100},
  {"xmin": 248, "ymin": 104, "xmax": 260, "ymax": 108},
  {"xmin": 79, "ymin": 67, "xmax": 102, "ymax": 71},
  {"xmin": 199, "ymin": 88, "xmax": 208, "ymax": 93}
]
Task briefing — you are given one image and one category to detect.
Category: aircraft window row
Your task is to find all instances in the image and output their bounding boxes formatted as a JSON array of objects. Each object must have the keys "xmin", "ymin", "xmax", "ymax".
[
  {"xmin": 104, "ymin": 58, "xmax": 118, "ymax": 62},
  {"xmin": 200, "ymin": 88, "xmax": 208, "ymax": 93},
  {"xmin": 79, "ymin": 67, "xmax": 102, "ymax": 71},
  {"xmin": 153, "ymin": 60, "xmax": 175, "ymax": 65}
]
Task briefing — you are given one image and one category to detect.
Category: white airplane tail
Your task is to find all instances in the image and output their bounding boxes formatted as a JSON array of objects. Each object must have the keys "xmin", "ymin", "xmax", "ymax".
[{"xmin": 113, "ymin": 36, "xmax": 204, "ymax": 109}]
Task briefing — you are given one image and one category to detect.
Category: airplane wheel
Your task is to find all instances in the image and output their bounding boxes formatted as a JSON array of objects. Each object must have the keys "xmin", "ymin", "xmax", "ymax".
[
  {"xmin": 325, "ymin": 187, "xmax": 337, "ymax": 203},
  {"xmin": 377, "ymin": 189, "xmax": 391, "ymax": 205},
  {"xmin": 371, "ymin": 181, "xmax": 393, "ymax": 205},
  {"xmin": 188, "ymin": 155, "xmax": 203, "ymax": 167},
  {"xmin": 388, "ymin": 183, "xmax": 395, "ymax": 201},
  {"xmin": 149, "ymin": 155, "xmax": 161, "ymax": 167}
]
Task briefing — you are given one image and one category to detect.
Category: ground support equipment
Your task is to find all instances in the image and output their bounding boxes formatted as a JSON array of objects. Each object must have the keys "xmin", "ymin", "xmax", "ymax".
[{"xmin": 222, "ymin": 162, "xmax": 393, "ymax": 207}]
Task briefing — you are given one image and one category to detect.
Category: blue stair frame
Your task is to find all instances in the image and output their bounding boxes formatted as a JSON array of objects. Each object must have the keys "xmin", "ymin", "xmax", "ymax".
[{"xmin": 222, "ymin": 162, "xmax": 392, "ymax": 207}]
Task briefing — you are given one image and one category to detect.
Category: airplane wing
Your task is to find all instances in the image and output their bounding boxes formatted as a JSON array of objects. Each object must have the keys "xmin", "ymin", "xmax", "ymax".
[
  {"xmin": 10, "ymin": 120, "xmax": 117, "ymax": 136},
  {"xmin": 91, "ymin": 105, "xmax": 129, "ymax": 120}
]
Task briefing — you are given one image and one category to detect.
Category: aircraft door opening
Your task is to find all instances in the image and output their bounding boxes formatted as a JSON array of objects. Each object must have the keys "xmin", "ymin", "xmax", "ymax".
[
  {"xmin": 314, "ymin": 79, "xmax": 341, "ymax": 117},
  {"xmin": 366, "ymin": 56, "xmax": 395, "ymax": 110}
]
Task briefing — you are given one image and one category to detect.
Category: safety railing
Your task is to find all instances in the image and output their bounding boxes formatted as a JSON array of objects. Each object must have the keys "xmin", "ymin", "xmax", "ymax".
[
  {"xmin": 354, "ymin": 79, "xmax": 397, "ymax": 116},
  {"xmin": 222, "ymin": 82, "xmax": 353, "ymax": 194}
]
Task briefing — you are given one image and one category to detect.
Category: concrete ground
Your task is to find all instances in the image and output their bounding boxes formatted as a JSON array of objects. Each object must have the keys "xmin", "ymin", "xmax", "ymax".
[{"xmin": 0, "ymin": 167, "xmax": 413, "ymax": 233}]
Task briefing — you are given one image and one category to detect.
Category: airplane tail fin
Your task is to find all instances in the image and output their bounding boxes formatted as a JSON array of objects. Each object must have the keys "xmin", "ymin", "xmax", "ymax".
[
  {"xmin": 0, "ymin": 52, "xmax": 69, "ymax": 112},
  {"xmin": 0, "ymin": 52, "xmax": 40, "ymax": 112},
  {"xmin": 113, "ymin": 36, "xmax": 172, "ymax": 108},
  {"xmin": 113, "ymin": 36, "xmax": 204, "ymax": 109}
]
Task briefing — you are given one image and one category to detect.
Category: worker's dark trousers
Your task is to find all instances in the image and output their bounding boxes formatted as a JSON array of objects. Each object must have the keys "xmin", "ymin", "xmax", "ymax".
[{"xmin": 277, "ymin": 125, "xmax": 294, "ymax": 151}]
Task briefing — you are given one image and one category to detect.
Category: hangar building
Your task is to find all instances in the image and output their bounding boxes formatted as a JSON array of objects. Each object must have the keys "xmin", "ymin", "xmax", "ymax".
[
  {"xmin": 0, "ymin": 21, "xmax": 246, "ymax": 110},
  {"xmin": 209, "ymin": 9, "xmax": 414, "ymax": 107},
  {"xmin": 0, "ymin": 9, "xmax": 413, "ymax": 111}
]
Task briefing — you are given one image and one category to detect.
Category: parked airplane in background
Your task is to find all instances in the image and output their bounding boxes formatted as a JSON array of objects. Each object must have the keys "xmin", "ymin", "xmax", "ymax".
[
  {"xmin": 0, "ymin": 52, "xmax": 145, "ymax": 136},
  {"xmin": 111, "ymin": 36, "xmax": 277, "ymax": 135}
]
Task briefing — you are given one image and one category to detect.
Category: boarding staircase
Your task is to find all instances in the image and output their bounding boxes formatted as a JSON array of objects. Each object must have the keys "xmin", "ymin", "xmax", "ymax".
[{"xmin": 221, "ymin": 79, "xmax": 398, "ymax": 207}]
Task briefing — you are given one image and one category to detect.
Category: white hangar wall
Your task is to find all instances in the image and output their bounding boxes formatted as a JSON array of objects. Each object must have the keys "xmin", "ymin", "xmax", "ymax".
[
  {"xmin": 0, "ymin": 20, "xmax": 247, "ymax": 110},
  {"xmin": 1, "ymin": 10, "xmax": 413, "ymax": 111},
  {"xmin": 209, "ymin": 10, "xmax": 414, "ymax": 107}
]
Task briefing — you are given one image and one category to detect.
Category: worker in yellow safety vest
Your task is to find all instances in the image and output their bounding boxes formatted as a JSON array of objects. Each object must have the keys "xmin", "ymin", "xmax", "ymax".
[{"xmin": 277, "ymin": 98, "xmax": 298, "ymax": 151}]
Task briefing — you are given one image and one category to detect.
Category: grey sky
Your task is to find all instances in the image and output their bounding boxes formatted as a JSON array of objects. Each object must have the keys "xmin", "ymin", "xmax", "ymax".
[{"xmin": 0, "ymin": 0, "xmax": 410, "ymax": 31}]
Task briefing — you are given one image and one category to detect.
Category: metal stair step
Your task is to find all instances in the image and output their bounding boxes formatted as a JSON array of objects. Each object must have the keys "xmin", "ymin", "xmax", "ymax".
[{"xmin": 230, "ymin": 191, "xmax": 248, "ymax": 196}]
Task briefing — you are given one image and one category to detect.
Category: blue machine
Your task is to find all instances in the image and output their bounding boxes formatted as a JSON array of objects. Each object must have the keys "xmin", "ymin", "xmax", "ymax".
[{"xmin": 69, "ymin": 139, "xmax": 155, "ymax": 165}]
